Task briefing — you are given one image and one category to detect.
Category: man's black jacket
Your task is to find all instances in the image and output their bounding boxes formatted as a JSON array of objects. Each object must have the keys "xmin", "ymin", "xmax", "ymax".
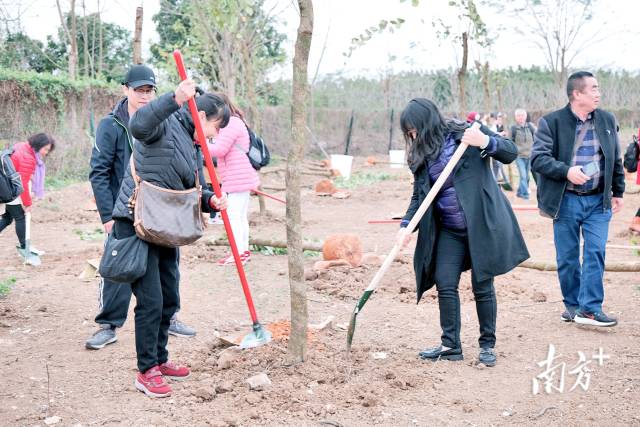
[
  {"xmin": 89, "ymin": 98, "xmax": 133, "ymax": 224},
  {"xmin": 531, "ymin": 104, "xmax": 625, "ymax": 218}
]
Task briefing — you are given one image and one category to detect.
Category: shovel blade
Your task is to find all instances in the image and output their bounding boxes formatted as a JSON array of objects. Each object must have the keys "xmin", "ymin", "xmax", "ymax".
[
  {"xmin": 346, "ymin": 311, "xmax": 358, "ymax": 351},
  {"xmin": 17, "ymin": 246, "xmax": 41, "ymax": 266},
  {"xmin": 239, "ymin": 323, "xmax": 272, "ymax": 349},
  {"xmin": 346, "ymin": 289, "xmax": 374, "ymax": 352},
  {"xmin": 26, "ymin": 254, "xmax": 41, "ymax": 266}
]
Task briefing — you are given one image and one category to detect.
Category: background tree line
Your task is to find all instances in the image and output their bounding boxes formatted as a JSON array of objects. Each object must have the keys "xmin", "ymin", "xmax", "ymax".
[{"xmin": 2, "ymin": 0, "xmax": 640, "ymax": 177}]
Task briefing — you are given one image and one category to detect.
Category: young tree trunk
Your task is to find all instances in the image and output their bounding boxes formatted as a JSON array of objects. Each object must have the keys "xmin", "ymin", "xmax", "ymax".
[
  {"xmin": 82, "ymin": 0, "xmax": 88, "ymax": 77},
  {"xmin": 56, "ymin": 0, "xmax": 78, "ymax": 79},
  {"xmin": 309, "ymin": 19, "xmax": 331, "ymax": 132},
  {"xmin": 133, "ymin": 7, "xmax": 143, "ymax": 64},
  {"xmin": 90, "ymin": 5, "xmax": 97, "ymax": 77},
  {"xmin": 98, "ymin": 0, "xmax": 103, "ymax": 76},
  {"xmin": 457, "ymin": 31, "xmax": 468, "ymax": 117},
  {"xmin": 287, "ymin": 0, "xmax": 313, "ymax": 363},
  {"xmin": 240, "ymin": 43, "xmax": 266, "ymax": 215},
  {"xmin": 242, "ymin": 44, "xmax": 260, "ymax": 133},
  {"xmin": 481, "ymin": 61, "xmax": 490, "ymax": 113},
  {"xmin": 69, "ymin": 0, "xmax": 78, "ymax": 79}
]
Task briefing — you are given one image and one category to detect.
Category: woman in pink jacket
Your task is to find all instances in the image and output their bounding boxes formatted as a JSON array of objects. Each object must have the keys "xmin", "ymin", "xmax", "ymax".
[{"xmin": 208, "ymin": 95, "xmax": 260, "ymax": 265}]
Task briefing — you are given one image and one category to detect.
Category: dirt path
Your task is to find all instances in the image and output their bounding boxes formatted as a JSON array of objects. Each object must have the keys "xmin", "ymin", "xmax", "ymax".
[{"xmin": 1, "ymin": 159, "xmax": 639, "ymax": 426}]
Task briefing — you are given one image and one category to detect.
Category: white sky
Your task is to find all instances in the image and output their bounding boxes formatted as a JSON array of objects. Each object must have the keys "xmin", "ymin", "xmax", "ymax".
[{"xmin": 7, "ymin": 0, "xmax": 640, "ymax": 79}]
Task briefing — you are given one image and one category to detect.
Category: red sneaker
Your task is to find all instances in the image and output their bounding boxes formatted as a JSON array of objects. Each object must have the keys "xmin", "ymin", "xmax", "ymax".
[
  {"xmin": 216, "ymin": 254, "xmax": 235, "ymax": 266},
  {"xmin": 159, "ymin": 361, "xmax": 190, "ymax": 380},
  {"xmin": 217, "ymin": 253, "xmax": 248, "ymax": 266},
  {"xmin": 135, "ymin": 366, "xmax": 171, "ymax": 398}
]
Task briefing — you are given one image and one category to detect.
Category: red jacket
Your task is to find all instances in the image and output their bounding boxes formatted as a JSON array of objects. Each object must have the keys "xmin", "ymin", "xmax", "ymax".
[
  {"xmin": 637, "ymin": 128, "xmax": 640, "ymax": 185},
  {"xmin": 10, "ymin": 142, "xmax": 36, "ymax": 207}
]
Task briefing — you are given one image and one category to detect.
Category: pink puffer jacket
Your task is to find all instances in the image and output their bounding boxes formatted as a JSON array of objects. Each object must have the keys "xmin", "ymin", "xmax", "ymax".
[{"xmin": 207, "ymin": 116, "xmax": 260, "ymax": 193}]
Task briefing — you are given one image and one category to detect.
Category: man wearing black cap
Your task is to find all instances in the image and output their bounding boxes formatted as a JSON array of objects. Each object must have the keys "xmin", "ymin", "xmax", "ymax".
[{"xmin": 86, "ymin": 65, "xmax": 196, "ymax": 350}]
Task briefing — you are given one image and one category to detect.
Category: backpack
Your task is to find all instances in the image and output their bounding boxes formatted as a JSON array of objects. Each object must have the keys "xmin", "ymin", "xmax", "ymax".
[
  {"xmin": 623, "ymin": 134, "xmax": 639, "ymax": 173},
  {"xmin": 0, "ymin": 148, "xmax": 24, "ymax": 203},
  {"xmin": 236, "ymin": 125, "xmax": 270, "ymax": 170}
]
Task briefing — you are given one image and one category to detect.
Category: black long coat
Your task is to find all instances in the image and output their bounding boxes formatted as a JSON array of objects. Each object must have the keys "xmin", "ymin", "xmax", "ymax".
[{"xmin": 403, "ymin": 127, "xmax": 530, "ymax": 302}]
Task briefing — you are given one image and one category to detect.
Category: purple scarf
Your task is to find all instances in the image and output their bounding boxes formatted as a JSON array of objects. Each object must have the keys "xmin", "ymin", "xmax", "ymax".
[{"xmin": 32, "ymin": 153, "xmax": 46, "ymax": 199}]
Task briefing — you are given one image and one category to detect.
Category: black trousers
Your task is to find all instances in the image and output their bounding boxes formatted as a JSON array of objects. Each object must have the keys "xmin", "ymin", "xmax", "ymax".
[
  {"xmin": 94, "ymin": 253, "xmax": 180, "ymax": 329},
  {"xmin": 0, "ymin": 204, "xmax": 26, "ymax": 248},
  {"xmin": 94, "ymin": 278, "xmax": 132, "ymax": 328},
  {"xmin": 114, "ymin": 219, "xmax": 180, "ymax": 373},
  {"xmin": 433, "ymin": 228, "xmax": 497, "ymax": 349}
]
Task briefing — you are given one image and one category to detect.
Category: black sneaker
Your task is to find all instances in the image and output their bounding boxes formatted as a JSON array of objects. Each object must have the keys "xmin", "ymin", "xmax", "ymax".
[
  {"xmin": 85, "ymin": 324, "xmax": 117, "ymax": 350},
  {"xmin": 561, "ymin": 308, "xmax": 577, "ymax": 322},
  {"xmin": 478, "ymin": 348, "xmax": 497, "ymax": 367},
  {"xmin": 419, "ymin": 345, "xmax": 463, "ymax": 361},
  {"xmin": 574, "ymin": 310, "xmax": 617, "ymax": 327}
]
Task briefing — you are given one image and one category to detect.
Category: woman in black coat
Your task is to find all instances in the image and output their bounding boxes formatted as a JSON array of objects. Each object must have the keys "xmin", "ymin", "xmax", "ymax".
[
  {"xmin": 111, "ymin": 79, "xmax": 229, "ymax": 398},
  {"xmin": 397, "ymin": 99, "xmax": 529, "ymax": 366}
]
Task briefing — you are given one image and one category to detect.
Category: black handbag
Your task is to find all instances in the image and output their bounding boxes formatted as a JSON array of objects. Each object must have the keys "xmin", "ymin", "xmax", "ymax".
[
  {"xmin": 98, "ymin": 233, "xmax": 149, "ymax": 283},
  {"xmin": 624, "ymin": 135, "xmax": 639, "ymax": 173}
]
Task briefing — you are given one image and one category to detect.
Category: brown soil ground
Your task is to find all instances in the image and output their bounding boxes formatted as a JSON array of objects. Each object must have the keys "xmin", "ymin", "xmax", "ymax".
[{"xmin": 1, "ymin": 158, "xmax": 639, "ymax": 427}]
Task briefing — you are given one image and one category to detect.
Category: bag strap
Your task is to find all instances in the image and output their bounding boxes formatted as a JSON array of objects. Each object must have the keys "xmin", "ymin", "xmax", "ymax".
[
  {"xmin": 235, "ymin": 143, "xmax": 249, "ymax": 154},
  {"xmin": 129, "ymin": 155, "xmax": 141, "ymax": 188}
]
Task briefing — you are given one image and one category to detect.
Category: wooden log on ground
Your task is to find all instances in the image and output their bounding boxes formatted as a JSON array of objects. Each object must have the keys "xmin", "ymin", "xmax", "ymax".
[
  {"xmin": 301, "ymin": 170, "xmax": 331, "ymax": 177},
  {"xmin": 259, "ymin": 165, "xmax": 331, "ymax": 177},
  {"xmin": 518, "ymin": 260, "xmax": 640, "ymax": 272},
  {"xmin": 545, "ymin": 241, "xmax": 640, "ymax": 251},
  {"xmin": 207, "ymin": 235, "xmax": 640, "ymax": 272},
  {"xmin": 207, "ymin": 237, "xmax": 323, "ymax": 252},
  {"xmin": 261, "ymin": 185, "xmax": 286, "ymax": 191},
  {"xmin": 305, "ymin": 161, "xmax": 328, "ymax": 168},
  {"xmin": 260, "ymin": 184, "xmax": 313, "ymax": 191},
  {"xmin": 261, "ymin": 166, "xmax": 286, "ymax": 175}
]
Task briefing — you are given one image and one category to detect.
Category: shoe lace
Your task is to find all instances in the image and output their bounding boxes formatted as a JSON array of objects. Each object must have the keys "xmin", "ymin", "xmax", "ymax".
[
  {"xmin": 94, "ymin": 327, "xmax": 112, "ymax": 337},
  {"xmin": 162, "ymin": 361, "xmax": 182, "ymax": 370},
  {"xmin": 144, "ymin": 367, "xmax": 167, "ymax": 385}
]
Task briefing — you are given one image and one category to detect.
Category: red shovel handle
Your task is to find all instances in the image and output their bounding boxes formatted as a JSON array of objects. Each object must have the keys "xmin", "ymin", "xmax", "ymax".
[{"xmin": 173, "ymin": 50, "xmax": 259, "ymax": 325}]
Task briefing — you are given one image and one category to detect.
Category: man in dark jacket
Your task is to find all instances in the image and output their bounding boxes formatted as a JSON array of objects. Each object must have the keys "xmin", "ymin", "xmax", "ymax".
[
  {"xmin": 86, "ymin": 65, "xmax": 196, "ymax": 350},
  {"xmin": 531, "ymin": 71, "xmax": 625, "ymax": 327}
]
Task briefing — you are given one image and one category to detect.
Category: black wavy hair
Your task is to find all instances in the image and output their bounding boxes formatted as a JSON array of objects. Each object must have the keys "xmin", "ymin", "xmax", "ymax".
[
  {"xmin": 194, "ymin": 93, "xmax": 231, "ymax": 128},
  {"xmin": 400, "ymin": 98, "xmax": 467, "ymax": 168},
  {"xmin": 27, "ymin": 133, "xmax": 56, "ymax": 152}
]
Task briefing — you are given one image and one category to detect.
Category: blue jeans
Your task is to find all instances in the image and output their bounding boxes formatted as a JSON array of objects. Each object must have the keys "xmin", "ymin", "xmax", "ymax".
[
  {"xmin": 553, "ymin": 193, "xmax": 612, "ymax": 313},
  {"xmin": 515, "ymin": 157, "xmax": 530, "ymax": 198}
]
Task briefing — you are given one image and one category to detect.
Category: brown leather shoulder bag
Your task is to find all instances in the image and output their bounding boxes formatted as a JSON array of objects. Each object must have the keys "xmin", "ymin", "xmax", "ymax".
[{"xmin": 128, "ymin": 156, "xmax": 205, "ymax": 247}]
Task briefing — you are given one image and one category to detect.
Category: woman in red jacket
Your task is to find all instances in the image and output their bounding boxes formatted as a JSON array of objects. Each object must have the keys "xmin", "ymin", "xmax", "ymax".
[{"xmin": 0, "ymin": 133, "xmax": 55, "ymax": 251}]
